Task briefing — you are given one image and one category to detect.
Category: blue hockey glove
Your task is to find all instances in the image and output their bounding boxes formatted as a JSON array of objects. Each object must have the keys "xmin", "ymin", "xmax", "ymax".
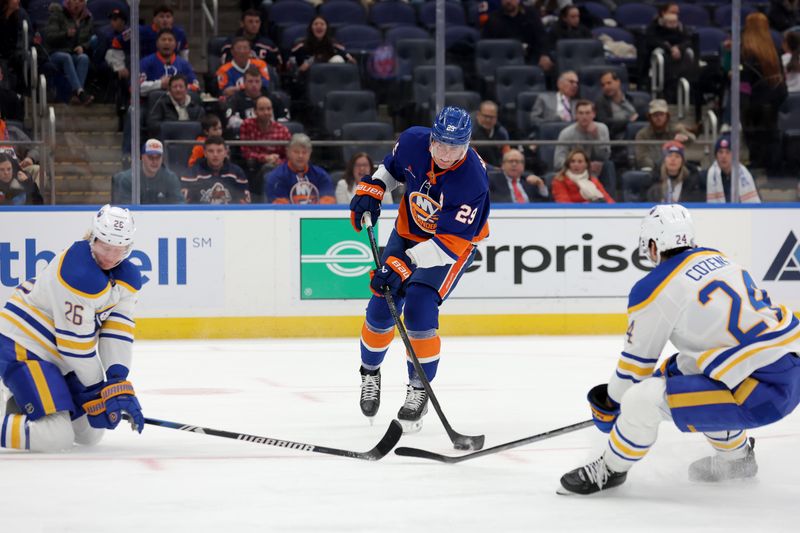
[
  {"xmin": 370, "ymin": 255, "xmax": 412, "ymax": 297},
  {"xmin": 350, "ymin": 176, "xmax": 385, "ymax": 232},
  {"xmin": 587, "ymin": 384, "xmax": 620, "ymax": 433},
  {"xmin": 83, "ymin": 380, "xmax": 144, "ymax": 433}
]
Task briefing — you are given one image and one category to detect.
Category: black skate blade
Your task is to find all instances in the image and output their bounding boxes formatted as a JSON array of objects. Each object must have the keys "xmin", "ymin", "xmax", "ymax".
[{"xmin": 556, "ymin": 486, "xmax": 581, "ymax": 496}]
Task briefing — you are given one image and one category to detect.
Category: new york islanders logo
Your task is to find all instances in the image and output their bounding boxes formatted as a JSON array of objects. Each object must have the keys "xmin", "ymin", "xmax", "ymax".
[
  {"xmin": 764, "ymin": 231, "xmax": 800, "ymax": 281},
  {"xmin": 408, "ymin": 191, "xmax": 441, "ymax": 234}
]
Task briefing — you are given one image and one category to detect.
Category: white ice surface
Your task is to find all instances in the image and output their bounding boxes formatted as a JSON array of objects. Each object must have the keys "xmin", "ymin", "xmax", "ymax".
[{"xmin": 3, "ymin": 336, "xmax": 799, "ymax": 532}]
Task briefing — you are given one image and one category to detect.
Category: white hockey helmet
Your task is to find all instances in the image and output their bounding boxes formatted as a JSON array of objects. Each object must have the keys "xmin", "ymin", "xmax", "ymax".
[
  {"xmin": 638, "ymin": 204, "xmax": 695, "ymax": 266},
  {"xmin": 92, "ymin": 204, "xmax": 135, "ymax": 254}
]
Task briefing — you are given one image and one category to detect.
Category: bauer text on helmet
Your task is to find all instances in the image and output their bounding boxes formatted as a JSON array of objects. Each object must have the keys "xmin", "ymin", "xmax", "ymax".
[
  {"xmin": 430, "ymin": 107, "xmax": 472, "ymax": 169},
  {"xmin": 91, "ymin": 205, "xmax": 136, "ymax": 269},
  {"xmin": 638, "ymin": 204, "xmax": 696, "ymax": 266}
]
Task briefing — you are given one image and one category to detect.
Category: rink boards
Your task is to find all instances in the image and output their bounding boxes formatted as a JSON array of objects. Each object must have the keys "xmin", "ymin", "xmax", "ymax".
[{"xmin": 0, "ymin": 204, "xmax": 797, "ymax": 338}]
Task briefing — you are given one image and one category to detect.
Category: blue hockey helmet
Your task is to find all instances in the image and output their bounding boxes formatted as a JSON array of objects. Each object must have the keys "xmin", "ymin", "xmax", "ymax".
[{"xmin": 430, "ymin": 106, "xmax": 472, "ymax": 146}]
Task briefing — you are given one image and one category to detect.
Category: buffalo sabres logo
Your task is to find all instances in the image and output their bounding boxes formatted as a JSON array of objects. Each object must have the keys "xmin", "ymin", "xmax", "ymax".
[{"xmin": 408, "ymin": 182, "xmax": 441, "ymax": 234}]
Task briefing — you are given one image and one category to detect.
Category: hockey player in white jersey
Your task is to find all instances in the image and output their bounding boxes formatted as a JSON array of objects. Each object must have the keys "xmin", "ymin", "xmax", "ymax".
[
  {"xmin": 0, "ymin": 205, "xmax": 145, "ymax": 452},
  {"xmin": 559, "ymin": 204, "xmax": 800, "ymax": 495}
]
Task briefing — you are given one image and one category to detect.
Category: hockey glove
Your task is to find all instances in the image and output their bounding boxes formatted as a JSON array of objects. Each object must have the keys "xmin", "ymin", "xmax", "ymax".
[
  {"xmin": 350, "ymin": 176, "xmax": 385, "ymax": 232},
  {"xmin": 83, "ymin": 380, "xmax": 144, "ymax": 433},
  {"xmin": 587, "ymin": 383, "xmax": 620, "ymax": 434},
  {"xmin": 370, "ymin": 256, "xmax": 412, "ymax": 297}
]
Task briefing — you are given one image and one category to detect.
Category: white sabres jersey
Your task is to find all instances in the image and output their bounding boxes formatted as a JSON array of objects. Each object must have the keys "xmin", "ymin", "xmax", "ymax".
[
  {"xmin": 0, "ymin": 240, "xmax": 141, "ymax": 388},
  {"xmin": 609, "ymin": 247, "xmax": 800, "ymax": 403}
]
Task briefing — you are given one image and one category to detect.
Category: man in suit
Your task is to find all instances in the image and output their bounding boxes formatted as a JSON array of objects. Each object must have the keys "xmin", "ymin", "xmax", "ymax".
[
  {"xmin": 489, "ymin": 148, "xmax": 549, "ymax": 203},
  {"xmin": 529, "ymin": 70, "xmax": 579, "ymax": 125}
]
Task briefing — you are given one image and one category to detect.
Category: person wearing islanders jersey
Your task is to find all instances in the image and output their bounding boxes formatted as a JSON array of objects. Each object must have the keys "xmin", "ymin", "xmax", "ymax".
[
  {"xmin": 559, "ymin": 205, "xmax": 800, "ymax": 495},
  {"xmin": 350, "ymin": 106, "xmax": 490, "ymax": 432},
  {"xmin": 140, "ymin": 28, "xmax": 199, "ymax": 96},
  {"xmin": 0, "ymin": 205, "xmax": 145, "ymax": 453}
]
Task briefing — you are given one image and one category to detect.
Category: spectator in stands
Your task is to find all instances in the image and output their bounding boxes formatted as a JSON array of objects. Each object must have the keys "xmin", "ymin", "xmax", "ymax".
[
  {"xmin": 530, "ymin": 70, "xmax": 578, "ymax": 123},
  {"xmin": 547, "ymin": 4, "xmax": 592, "ymax": 55},
  {"xmin": 140, "ymin": 5, "xmax": 188, "ymax": 59},
  {"xmin": 595, "ymin": 70, "xmax": 639, "ymax": 172},
  {"xmin": 240, "ymin": 95, "xmax": 291, "ymax": 198},
  {"xmin": 705, "ymin": 135, "xmax": 761, "ymax": 204},
  {"xmin": 287, "ymin": 16, "xmax": 355, "ymax": 103},
  {"xmin": 45, "ymin": 0, "xmax": 94, "ymax": 105},
  {"xmin": 769, "ymin": 0, "xmax": 800, "ymax": 32},
  {"xmin": 112, "ymin": 139, "xmax": 183, "ymax": 204},
  {"xmin": 489, "ymin": 148, "xmax": 548, "ymax": 203},
  {"xmin": 265, "ymin": 133, "xmax": 335, "ymax": 204},
  {"xmin": 140, "ymin": 29, "xmax": 199, "ymax": 96},
  {"xmin": 217, "ymin": 37, "xmax": 270, "ymax": 99},
  {"xmin": 595, "ymin": 71, "xmax": 638, "ymax": 140},
  {"xmin": 472, "ymin": 100, "xmax": 510, "ymax": 168},
  {"xmin": 551, "ymin": 147, "xmax": 614, "ymax": 204},
  {"xmin": 741, "ymin": 12, "xmax": 788, "ymax": 174},
  {"xmin": 0, "ymin": 110, "xmax": 42, "ymax": 189},
  {"xmin": 643, "ymin": 2, "xmax": 695, "ymax": 103},
  {"xmin": 103, "ymin": 9, "xmax": 131, "ymax": 127},
  {"xmin": 337, "ymin": 152, "xmax": 374, "ymax": 204},
  {"xmin": 482, "ymin": 0, "xmax": 553, "ymax": 73},
  {"xmin": 188, "ymin": 114, "xmax": 223, "ymax": 169},
  {"xmin": 182, "ymin": 136, "xmax": 251, "ymax": 204},
  {"xmin": 782, "ymin": 31, "xmax": 800, "ymax": 93},
  {"xmin": 634, "ymin": 99, "xmax": 695, "ymax": 170},
  {"xmin": 1, "ymin": 0, "xmax": 24, "ymax": 85},
  {"xmin": 647, "ymin": 141, "xmax": 703, "ymax": 203},
  {"xmin": 0, "ymin": 152, "xmax": 43, "ymax": 204},
  {"xmin": 223, "ymin": 66, "xmax": 289, "ymax": 135},
  {"xmin": 146, "ymin": 74, "xmax": 205, "ymax": 139},
  {"xmin": 553, "ymin": 100, "xmax": 615, "ymax": 195},
  {"xmin": 221, "ymin": 9, "xmax": 281, "ymax": 69},
  {"xmin": 0, "ymin": 62, "xmax": 23, "ymax": 120}
]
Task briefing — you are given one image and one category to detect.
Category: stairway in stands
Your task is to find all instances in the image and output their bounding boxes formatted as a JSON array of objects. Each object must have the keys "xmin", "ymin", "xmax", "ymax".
[{"xmin": 51, "ymin": 0, "xmax": 241, "ymax": 205}]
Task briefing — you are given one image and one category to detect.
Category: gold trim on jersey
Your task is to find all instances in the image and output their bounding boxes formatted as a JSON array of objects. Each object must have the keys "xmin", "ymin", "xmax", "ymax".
[
  {"xmin": 712, "ymin": 329, "xmax": 800, "ymax": 381},
  {"xmin": 628, "ymin": 251, "xmax": 724, "ymax": 314},
  {"xmin": 56, "ymin": 252, "xmax": 110, "ymax": 299},
  {"xmin": 0, "ymin": 311, "xmax": 61, "ymax": 360},
  {"xmin": 115, "ymin": 280, "xmax": 138, "ymax": 293},
  {"xmin": 10, "ymin": 295, "xmax": 54, "ymax": 327},
  {"xmin": 101, "ymin": 321, "xmax": 135, "ymax": 335},
  {"xmin": 617, "ymin": 360, "xmax": 653, "ymax": 377}
]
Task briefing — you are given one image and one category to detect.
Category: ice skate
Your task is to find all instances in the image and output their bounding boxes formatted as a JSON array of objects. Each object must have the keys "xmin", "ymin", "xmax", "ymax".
[
  {"xmin": 359, "ymin": 366, "xmax": 381, "ymax": 422},
  {"xmin": 397, "ymin": 384, "xmax": 428, "ymax": 433},
  {"xmin": 558, "ymin": 455, "xmax": 627, "ymax": 495},
  {"xmin": 688, "ymin": 438, "xmax": 758, "ymax": 482}
]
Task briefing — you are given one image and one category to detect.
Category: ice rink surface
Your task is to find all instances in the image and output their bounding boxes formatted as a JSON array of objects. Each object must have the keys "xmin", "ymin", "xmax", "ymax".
[{"xmin": 3, "ymin": 335, "xmax": 799, "ymax": 532}]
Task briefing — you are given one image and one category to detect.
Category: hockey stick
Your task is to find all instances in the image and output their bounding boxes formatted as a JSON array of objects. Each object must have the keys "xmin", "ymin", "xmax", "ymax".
[
  {"xmin": 130, "ymin": 415, "xmax": 403, "ymax": 461},
  {"xmin": 394, "ymin": 419, "xmax": 593, "ymax": 463},
  {"xmin": 363, "ymin": 213, "xmax": 485, "ymax": 451}
]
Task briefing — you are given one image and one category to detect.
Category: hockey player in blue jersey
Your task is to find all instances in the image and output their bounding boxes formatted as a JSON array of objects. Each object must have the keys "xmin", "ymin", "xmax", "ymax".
[
  {"xmin": 559, "ymin": 205, "xmax": 800, "ymax": 495},
  {"xmin": 349, "ymin": 107, "xmax": 491, "ymax": 433},
  {"xmin": 0, "ymin": 205, "xmax": 145, "ymax": 452}
]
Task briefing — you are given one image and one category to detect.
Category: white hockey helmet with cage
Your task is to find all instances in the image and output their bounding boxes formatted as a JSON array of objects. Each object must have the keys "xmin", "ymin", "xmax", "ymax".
[
  {"xmin": 92, "ymin": 204, "xmax": 135, "ymax": 255},
  {"xmin": 638, "ymin": 204, "xmax": 695, "ymax": 266}
]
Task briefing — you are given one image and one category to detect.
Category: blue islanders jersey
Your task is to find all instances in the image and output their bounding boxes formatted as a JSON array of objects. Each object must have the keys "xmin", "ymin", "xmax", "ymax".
[
  {"xmin": 609, "ymin": 247, "xmax": 800, "ymax": 403},
  {"xmin": 0, "ymin": 240, "xmax": 141, "ymax": 389},
  {"xmin": 383, "ymin": 127, "xmax": 490, "ymax": 261}
]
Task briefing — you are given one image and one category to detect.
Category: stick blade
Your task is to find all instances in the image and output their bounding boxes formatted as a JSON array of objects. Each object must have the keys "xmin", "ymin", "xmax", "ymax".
[
  {"xmin": 394, "ymin": 446, "xmax": 461, "ymax": 463},
  {"xmin": 361, "ymin": 419, "xmax": 403, "ymax": 461}
]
